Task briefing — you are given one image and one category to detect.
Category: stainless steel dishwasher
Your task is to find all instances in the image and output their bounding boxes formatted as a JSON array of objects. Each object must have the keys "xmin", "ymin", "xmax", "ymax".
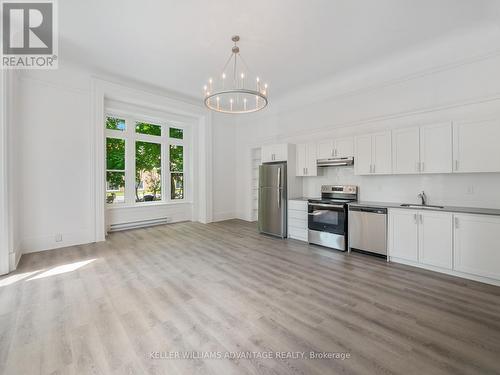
[{"xmin": 348, "ymin": 206, "xmax": 387, "ymax": 257}]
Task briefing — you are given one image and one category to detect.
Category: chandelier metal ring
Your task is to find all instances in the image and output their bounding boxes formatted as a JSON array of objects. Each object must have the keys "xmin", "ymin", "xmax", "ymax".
[{"xmin": 203, "ymin": 35, "xmax": 269, "ymax": 114}]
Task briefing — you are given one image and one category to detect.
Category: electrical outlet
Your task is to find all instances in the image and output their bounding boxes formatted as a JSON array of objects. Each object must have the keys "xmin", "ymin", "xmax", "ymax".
[
  {"xmin": 55, "ymin": 233, "xmax": 63, "ymax": 242},
  {"xmin": 466, "ymin": 186, "xmax": 474, "ymax": 194}
]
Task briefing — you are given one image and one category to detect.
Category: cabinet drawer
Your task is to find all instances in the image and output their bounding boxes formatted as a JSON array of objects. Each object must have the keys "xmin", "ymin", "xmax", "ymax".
[
  {"xmin": 288, "ymin": 200, "xmax": 307, "ymax": 211},
  {"xmin": 289, "ymin": 227, "xmax": 308, "ymax": 241},
  {"xmin": 288, "ymin": 209, "xmax": 307, "ymax": 221},
  {"xmin": 288, "ymin": 218, "xmax": 307, "ymax": 231}
]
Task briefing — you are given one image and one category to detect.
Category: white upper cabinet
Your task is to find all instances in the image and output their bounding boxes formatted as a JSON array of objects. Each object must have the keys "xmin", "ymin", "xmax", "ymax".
[
  {"xmin": 317, "ymin": 140, "xmax": 334, "ymax": 159},
  {"xmin": 316, "ymin": 137, "xmax": 354, "ymax": 159},
  {"xmin": 261, "ymin": 143, "xmax": 288, "ymax": 163},
  {"xmin": 355, "ymin": 131, "xmax": 392, "ymax": 175},
  {"xmin": 392, "ymin": 127, "xmax": 420, "ymax": 174},
  {"xmin": 372, "ymin": 132, "xmax": 392, "ymax": 174},
  {"xmin": 392, "ymin": 123, "xmax": 452, "ymax": 174},
  {"xmin": 354, "ymin": 134, "xmax": 373, "ymax": 175},
  {"xmin": 296, "ymin": 142, "xmax": 317, "ymax": 176},
  {"xmin": 420, "ymin": 122, "xmax": 452, "ymax": 173},
  {"xmin": 334, "ymin": 137, "xmax": 354, "ymax": 158},
  {"xmin": 453, "ymin": 119, "xmax": 500, "ymax": 173}
]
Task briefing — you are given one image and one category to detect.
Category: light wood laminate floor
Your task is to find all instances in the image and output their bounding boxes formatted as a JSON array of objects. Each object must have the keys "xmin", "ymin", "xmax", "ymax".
[{"xmin": 1, "ymin": 220, "xmax": 500, "ymax": 375}]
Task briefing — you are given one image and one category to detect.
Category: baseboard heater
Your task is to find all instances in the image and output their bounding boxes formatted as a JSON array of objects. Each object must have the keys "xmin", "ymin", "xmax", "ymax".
[{"xmin": 108, "ymin": 217, "xmax": 170, "ymax": 232}]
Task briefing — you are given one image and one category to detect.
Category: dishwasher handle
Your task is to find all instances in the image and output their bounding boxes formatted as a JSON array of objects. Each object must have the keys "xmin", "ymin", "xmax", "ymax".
[{"xmin": 349, "ymin": 206, "xmax": 387, "ymax": 214}]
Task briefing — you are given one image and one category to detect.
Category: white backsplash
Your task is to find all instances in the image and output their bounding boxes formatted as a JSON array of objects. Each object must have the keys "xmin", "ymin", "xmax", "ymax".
[{"xmin": 303, "ymin": 167, "xmax": 500, "ymax": 209}]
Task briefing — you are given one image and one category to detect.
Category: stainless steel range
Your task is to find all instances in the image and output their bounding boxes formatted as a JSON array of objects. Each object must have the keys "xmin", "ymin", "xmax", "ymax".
[{"xmin": 308, "ymin": 185, "xmax": 358, "ymax": 251}]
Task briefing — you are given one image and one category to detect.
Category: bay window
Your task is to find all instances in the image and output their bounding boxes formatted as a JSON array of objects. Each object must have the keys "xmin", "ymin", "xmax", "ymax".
[{"xmin": 105, "ymin": 114, "xmax": 187, "ymax": 205}]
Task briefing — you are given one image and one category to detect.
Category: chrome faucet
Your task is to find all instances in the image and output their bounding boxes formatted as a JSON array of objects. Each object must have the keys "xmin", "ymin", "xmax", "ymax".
[{"xmin": 417, "ymin": 191, "xmax": 427, "ymax": 205}]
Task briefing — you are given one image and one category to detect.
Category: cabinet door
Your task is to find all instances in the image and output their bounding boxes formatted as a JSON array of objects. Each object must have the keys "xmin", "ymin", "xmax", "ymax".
[
  {"xmin": 418, "ymin": 211, "xmax": 453, "ymax": 269},
  {"xmin": 420, "ymin": 122, "xmax": 452, "ymax": 174},
  {"xmin": 389, "ymin": 209, "xmax": 418, "ymax": 261},
  {"xmin": 273, "ymin": 144, "xmax": 288, "ymax": 162},
  {"xmin": 306, "ymin": 143, "xmax": 318, "ymax": 176},
  {"xmin": 261, "ymin": 145, "xmax": 274, "ymax": 163},
  {"xmin": 334, "ymin": 137, "xmax": 354, "ymax": 158},
  {"xmin": 392, "ymin": 127, "xmax": 420, "ymax": 174},
  {"xmin": 372, "ymin": 132, "xmax": 392, "ymax": 174},
  {"xmin": 317, "ymin": 140, "xmax": 334, "ymax": 159},
  {"xmin": 354, "ymin": 134, "xmax": 372, "ymax": 175},
  {"xmin": 453, "ymin": 119, "xmax": 500, "ymax": 173},
  {"xmin": 454, "ymin": 214, "xmax": 500, "ymax": 280},
  {"xmin": 295, "ymin": 143, "xmax": 306, "ymax": 176}
]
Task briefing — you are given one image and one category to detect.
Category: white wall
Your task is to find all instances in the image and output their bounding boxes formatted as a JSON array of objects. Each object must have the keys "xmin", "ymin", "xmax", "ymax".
[
  {"xmin": 235, "ymin": 27, "xmax": 500, "ymax": 220},
  {"xmin": 212, "ymin": 113, "xmax": 237, "ymax": 221},
  {"xmin": 15, "ymin": 66, "xmax": 94, "ymax": 253},
  {"xmin": 12, "ymin": 63, "xmax": 218, "ymax": 255}
]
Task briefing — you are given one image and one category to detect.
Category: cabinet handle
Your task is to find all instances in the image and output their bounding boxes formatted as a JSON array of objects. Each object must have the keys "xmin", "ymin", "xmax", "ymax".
[
  {"xmin": 455, "ymin": 217, "xmax": 459, "ymax": 229},
  {"xmin": 305, "ymin": 167, "xmax": 308, "ymax": 175},
  {"xmin": 372, "ymin": 164, "xmax": 375, "ymax": 173},
  {"xmin": 335, "ymin": 149, "xmax": 338, "ymax": 157},
  {"xmin": 420, "ymin": 214, "xmax": 423, "ymax": 224},
  {"xmin": 454, "ymin": 160, "xmax": 458, "ymax": 171},
  {"xmin": 413, "ymin": 213, "xmax": 417, "ymax": 224}
]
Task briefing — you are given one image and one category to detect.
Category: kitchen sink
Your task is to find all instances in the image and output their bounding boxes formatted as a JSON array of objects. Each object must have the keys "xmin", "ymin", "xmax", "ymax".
[{"xmin": 400, "ymin": 203, "xmax": 445, "ymax": 209}]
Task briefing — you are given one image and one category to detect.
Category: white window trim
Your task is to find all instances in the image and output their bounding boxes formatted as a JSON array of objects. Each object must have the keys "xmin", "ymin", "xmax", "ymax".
[{"xmin": 105, "ymin": 112, "xmax": 189, "ymax": 207}]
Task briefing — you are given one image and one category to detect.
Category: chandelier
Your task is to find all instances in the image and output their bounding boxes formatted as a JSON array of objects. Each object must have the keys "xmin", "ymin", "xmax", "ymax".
[{"xmin": 203, "ymin": 35, "xmax": 268, "ymax": 114}]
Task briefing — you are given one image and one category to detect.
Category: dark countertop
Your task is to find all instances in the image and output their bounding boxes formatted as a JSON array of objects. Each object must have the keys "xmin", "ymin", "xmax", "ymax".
[
  {"xmin": 289, "ymin": 197, "xmax": 320, "ymax": 201},
  {"xmin": 349, "ymin": 201, "xmax": 500, "ymax": 216}
]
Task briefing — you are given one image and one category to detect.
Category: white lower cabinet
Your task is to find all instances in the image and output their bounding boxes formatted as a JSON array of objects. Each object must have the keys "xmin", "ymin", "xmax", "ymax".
[
  {"xmin": 288, "ymin": 200, "xmax": 308, "ymax": 242},
  {"xmin": 389, "ymin": 209, "xmax": 500, "ymax": 285},
  {"xmin": 418, "ymin": 211, "xmax": 453, "ymax": 269},
  {"xmin": 453, "ymin": 214, "xmax": 500, "ymax": 280},
  {"xmin": 389, "ymin": 209, "xmax": 419, "ymax": 262}
]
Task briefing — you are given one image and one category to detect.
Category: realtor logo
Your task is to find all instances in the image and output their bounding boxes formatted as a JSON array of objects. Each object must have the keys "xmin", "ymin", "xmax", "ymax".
[{"xmin": 2, "ymin": 0, "xmax": 58, "ymax": 69}]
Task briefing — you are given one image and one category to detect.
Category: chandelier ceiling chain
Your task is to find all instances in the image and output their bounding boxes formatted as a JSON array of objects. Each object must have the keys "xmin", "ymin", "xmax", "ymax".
[{"xmin": 203, "ymin": 35, "xmax": 269, "ymax": 114}]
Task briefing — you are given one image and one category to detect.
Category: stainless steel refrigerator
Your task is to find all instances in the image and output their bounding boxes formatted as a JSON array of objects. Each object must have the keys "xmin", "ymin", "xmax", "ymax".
[{"xmin": 258, "ymin": 162, "xmax": 287, "ymax": 238}]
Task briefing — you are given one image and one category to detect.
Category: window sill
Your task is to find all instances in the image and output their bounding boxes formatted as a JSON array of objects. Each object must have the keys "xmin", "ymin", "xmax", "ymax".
[{"xmin": 106, "ymin": 200, "xmax": 192, "ymax": 210}]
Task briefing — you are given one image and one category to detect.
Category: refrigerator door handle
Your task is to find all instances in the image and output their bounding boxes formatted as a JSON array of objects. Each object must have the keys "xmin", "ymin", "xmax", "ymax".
[{"xmin": 277, "ymin": 167, "xmax": 281, "ymax": 209}]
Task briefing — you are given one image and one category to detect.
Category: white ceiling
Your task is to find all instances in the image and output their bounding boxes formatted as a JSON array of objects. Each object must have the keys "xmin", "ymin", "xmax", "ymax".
[{"xmin": 60, "ymin": 0, "xmax": 500, "ymax": 100}]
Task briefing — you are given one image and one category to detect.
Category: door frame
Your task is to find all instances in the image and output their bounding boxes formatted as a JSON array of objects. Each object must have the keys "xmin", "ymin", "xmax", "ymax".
[{"xmin": 0, "ymin": 70, "xmax": 12, "ymax": 275}]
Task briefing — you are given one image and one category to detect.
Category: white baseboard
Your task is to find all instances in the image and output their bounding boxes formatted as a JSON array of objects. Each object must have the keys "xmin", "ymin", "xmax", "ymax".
[
  {"xmin": 235, "ymin": 211, "xmax": 255, "ymax": 222},
  {"xmin": 389, "ymin": 257, "xmax": 500, "ymax": 287},
  {"xmin": 8, "ymin": 250, "xmax": 22, "ymax": 271},
  {"xmin": 212, "ymin": 211, "xmax": 236, "ymax": 222},
  {"xmin": 20, "ymin": 229, "xmax": 93, "ymax": 254}
]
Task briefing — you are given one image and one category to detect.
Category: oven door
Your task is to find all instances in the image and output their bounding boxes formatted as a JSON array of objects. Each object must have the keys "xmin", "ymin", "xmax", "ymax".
[{"xmin": 308, "ymin": 203, "xmax": 346, "ymax": 234}]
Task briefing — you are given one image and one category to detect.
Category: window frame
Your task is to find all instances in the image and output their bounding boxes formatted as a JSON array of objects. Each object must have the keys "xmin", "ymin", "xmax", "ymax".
[{"xmin": 105, "ymin": 111, "xmax": 188, "ymax": 207}]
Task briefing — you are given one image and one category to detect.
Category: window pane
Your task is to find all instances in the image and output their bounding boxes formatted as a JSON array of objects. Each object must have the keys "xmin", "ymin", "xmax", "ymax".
[
  {"xmin": 136, "ymin": 141, "xmax": 161, "ymax": 202},
  {"xmin": 106, "ymin": 117, "xmax": 125, "ymax": 131},
  {"xmin": 169, "ymin": 127, "xmax": 183, "ymax": 139},
  {"xmin": 106, "ymin": 138, "xmax": 125, "ymax": 170},
  {"xmin": 106, "ymin": 172, "xmax": 125, "ymax": 204},
  {"xmin": 170, "ymin": 173, "xmax": 184, "ymax": 200},
  {"xmin": 169, "ymin": 145, "xmax": 183, "ymax": 172},
  {"xmin": 136, "ymin": 122, "xmax": 161, "ymax": 136}
]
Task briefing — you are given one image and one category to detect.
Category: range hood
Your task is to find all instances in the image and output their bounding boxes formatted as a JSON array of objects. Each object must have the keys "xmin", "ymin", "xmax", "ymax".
[{"xmin": 317, "ymin": 156, "xmax": 354, "ymax": 167}]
